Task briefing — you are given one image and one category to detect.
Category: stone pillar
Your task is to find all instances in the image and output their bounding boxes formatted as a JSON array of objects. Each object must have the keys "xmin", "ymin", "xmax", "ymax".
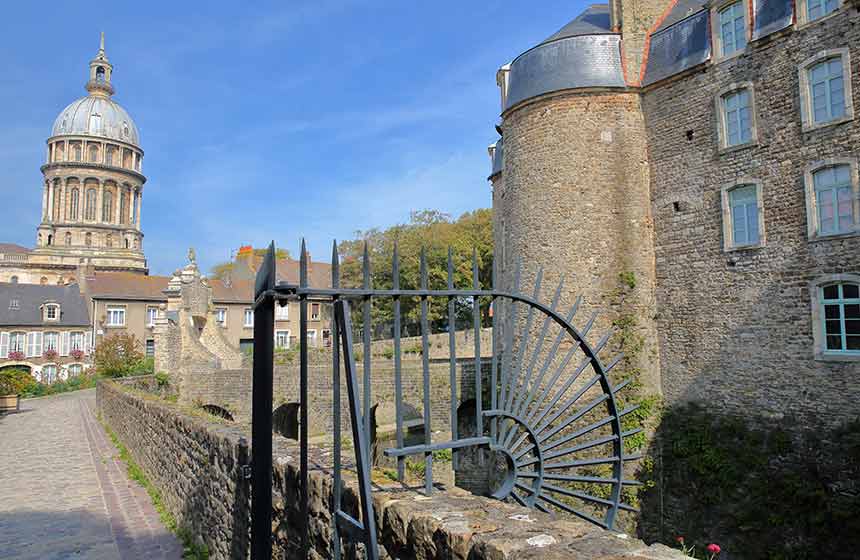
[
  {"xmin": 42, "ymin": 181, "xmax": 49, "ymax": 221},
  {"xmin": 114, "ymin": 185, "xmax": 122, "ymax": 225},
  {"xmin": 46, "ymin": 181, "xmax": 54, "ymax": 223},
  {"xmin": 59, "ymin": 179, "xmax": 67, "ymax": 222},
  {"xmin": 97, "ymin": 181, "xmax": 104, "ymax": 225},
  {"xmin": 135, "ymin": 190, "xmax": 142, "ymax": 229}
]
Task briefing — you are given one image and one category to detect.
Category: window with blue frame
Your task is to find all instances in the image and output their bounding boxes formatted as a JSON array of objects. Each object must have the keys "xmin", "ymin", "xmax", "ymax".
[
  {"xmin": 723, "ymin": 89, "xmax": 753, "ymax": 146},
  {"xmin": 719, "ymin": 2, "xmax": 747, "ymax": 56},
  {"xmin": 807, "ymin": 0, "xmax": 839, "ymax": 21},
  {"xmin": 809, "ymin": 58, "xmax": 846, "ymax": 124},
  {"xmin": 820, "ymin": 283, "xmax": 860, "ymax": 354},
  {"xmin": 728, "ymin": 185, "xmax": 760, "ymax": 246},
  {"xmin": 813, "ymin": 165, "xmax": 855, "ymax": 235}
]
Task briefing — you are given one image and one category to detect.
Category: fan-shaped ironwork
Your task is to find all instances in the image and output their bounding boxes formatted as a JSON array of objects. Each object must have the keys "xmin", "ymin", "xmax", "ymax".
[{"xmin": 251, "ymin": 241, "xmax": 644, "ymax": 559}]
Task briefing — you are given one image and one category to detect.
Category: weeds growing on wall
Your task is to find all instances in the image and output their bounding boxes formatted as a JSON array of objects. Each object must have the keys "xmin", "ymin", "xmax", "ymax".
[
  {"xmin": 641, "ymin": 404, "xmax": 860, "ymax": 559},
  {"xmin": 100, "ymin": 416, "xmax": 210, "ymax": 560}
]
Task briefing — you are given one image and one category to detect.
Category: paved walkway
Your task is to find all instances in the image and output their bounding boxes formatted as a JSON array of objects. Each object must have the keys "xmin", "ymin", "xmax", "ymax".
[{"xmin": 0, "ymin": 389, "xmax": 183, "ymax": 560}]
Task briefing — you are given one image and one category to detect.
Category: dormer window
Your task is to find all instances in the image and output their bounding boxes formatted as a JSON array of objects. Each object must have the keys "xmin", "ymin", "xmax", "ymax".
[
  {"xmin": 44, "ymin": 303, "xmax": 60, "ymax": 321},
  {"xmin": 89, "ymin": 114, "xmax": 101, "ymax": 134},
  {"xmin": 9, "ymin": 298, "xmax": 19, "ymax": 310},
  {"xmin": 122, "ymin": 122, "xmax": 129, "ymax": 138}
]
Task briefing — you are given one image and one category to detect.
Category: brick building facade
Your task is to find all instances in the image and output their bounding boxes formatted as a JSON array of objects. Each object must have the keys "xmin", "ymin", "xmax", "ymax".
[{"xmin": 491, "ymin": 0, "xmax": 860, "ymax": 426}]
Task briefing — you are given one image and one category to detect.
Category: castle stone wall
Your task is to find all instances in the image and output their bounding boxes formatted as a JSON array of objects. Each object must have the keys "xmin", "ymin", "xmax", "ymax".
[{"xmin": 642, "ymin": 9, "xmax": 860, "ymax": 426}]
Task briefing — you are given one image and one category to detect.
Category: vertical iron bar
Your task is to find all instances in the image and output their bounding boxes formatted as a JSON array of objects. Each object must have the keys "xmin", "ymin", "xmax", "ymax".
[
  {"xmin": 447, "ymin": 247, "xmax": 457, "ymax": 470},
  {"xmin": 331, "ymin": 241, "xmax": 342, "ymax": 560},
  {"xmin": 499, "ymin": 264, "xmax": 520, "ymax": 437},
  {"xmin": 299, "ymin": 239, "xmax": 309, "ymax": 558},
  {"xmin": 420, "ymin": 247, "xmax": 433, "ymax": 494},
  {"xmin": 490, "ymin": 252, "xmax": 498, "ymax": 444},
  {"xmin": 362, "ymin": 242, "xmax": 372, "ymax": 462},
  {"xmin": 335, "ymin": 301, "xmax": 380, "ymax": 560},
  {"xmin": 392, "ymin": 243, "xmax": 404, "ymax": 481},
  {"xmin": 250, "ymin": 243, "xmax": 275, "ymax": 560},
  {"xmin": 472, "ymin": 248, "xmax": 482, "ymax": 440}
]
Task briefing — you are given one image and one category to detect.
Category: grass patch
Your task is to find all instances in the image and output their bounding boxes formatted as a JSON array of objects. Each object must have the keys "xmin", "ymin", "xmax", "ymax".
[{"xmin": 99, "ymin": 416, "xmax": 209, "ymax": 560}]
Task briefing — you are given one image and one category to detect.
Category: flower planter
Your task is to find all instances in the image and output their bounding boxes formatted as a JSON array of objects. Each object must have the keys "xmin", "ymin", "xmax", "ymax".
[{"xmin": 0, "ymin": 394, "xmax": 20, "ymax": 414}]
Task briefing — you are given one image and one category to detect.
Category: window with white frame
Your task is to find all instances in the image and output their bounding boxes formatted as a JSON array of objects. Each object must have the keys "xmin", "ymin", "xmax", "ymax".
[
  {"xmin": 799, "ymin": 50, "xmax": 853, "ymax": 130},
  {"xmin": 721, "ymin": 181, "xmax": 764, "ymax": 250},
  {"xmin": 718, "ymin": 86, "xmax": 755, "ymax": 148},
  {"xmin": 44, "ymin": 303, "xmax": 60, "ymax": 321},
  {"xmin": 106, "ymin": 306, "xmax": 126, "ymax": 327},
  {"xmin": 9, "ymin": 331, "xmax": 26, "ymax": 353},
  {"xmin": 819, "ymin": 282, "xmax": 860, "ymax": 355},
  {"xmin": 717, "ymin": 1, "xmax": 747, "ymax": 57},
  {"xmin": 804, "ymin": 160, "xmax": 859, "ymax": 238},
  {"xmin": 68, "ymin": 363, "xmax": 83, "ymax": 377},
  {"xmin": 146, "ymin": 306, "xmax": 158, "ymax": 327},
  {"xmin": 275, "ymin": 330, "xmax": 290, "ymax": 349},
  {"xmin": 310, "ymin": 303, "xmax": 320, "ymax": 321},
  {"xmin": 275, "ymin": 303, "xmax": 289, "ymax": 321},
  {"xmin": 41, "ymin": 364, "xmax": 58, "ymax": 384},
  {"xmin": 803, "ymin": 0, "xmax": 840, "ymax": 24},
  {"xmin": 44, "ymin": 331, "xmax": 59, "ymax": 352},
  {"xmin": 216, "ymin": 308, "xmax": 227, "ymax": 326},
  {"xmin": 308, "ymin": 329, "xmax": 318, "ymax": 346},
  {"xmin": 244, "ymin": 308, "xmax": 254, "ymax": 327},
  {"xmin": 322, "ymin": 329, "xmax": 332, "ymax": 347},
  {"xmin": 70, "ymin": 332, "xmax": 84, "ymax": 352},
  {"xmin": 26, "ymin": 332, "xmax": 43, "ymax": 358},
  {"xmin": 145, "ymin": 339, "xmax": 155, "ymax": 357}
]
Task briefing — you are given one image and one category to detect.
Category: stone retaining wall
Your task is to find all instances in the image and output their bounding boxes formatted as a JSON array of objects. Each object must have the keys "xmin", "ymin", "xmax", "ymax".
[{"xmin": 97, "ymin": 378, "xmax": 683, "ymax": 560}]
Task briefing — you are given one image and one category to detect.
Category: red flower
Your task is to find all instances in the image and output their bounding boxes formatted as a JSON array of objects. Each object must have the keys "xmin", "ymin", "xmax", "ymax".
[
  {"xmin": 707, "ymin": 543, "xmax": 721, "ymax": 554},
  {"xmin": 676, "ymin": 536, "xmax": 685, "ymax": 543}
]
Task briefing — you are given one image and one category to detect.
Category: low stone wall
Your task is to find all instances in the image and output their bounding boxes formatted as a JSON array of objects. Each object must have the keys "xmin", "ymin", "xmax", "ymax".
[{"xmin": 98, "ymin": 378, "xmax": 683, "ymax": 560}]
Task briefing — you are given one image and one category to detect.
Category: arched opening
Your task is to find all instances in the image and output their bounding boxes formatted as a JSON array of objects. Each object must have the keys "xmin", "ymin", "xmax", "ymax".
[
  {"xmin": 84, "ymin": 186, "xmax": 97, "ymax": 221},
  {"xmin": 46, "ymin": 235, "xmax": 52, "ymax": 246},
  {"xmin": 65, "ymin": 232, "xmax": 71, "ymax": 246},
  {"xmin": 85, "ymin": 232, "xmax": 92, "ymax": 246},
  {"xmin": 272, "ymin": 402, "xmax": 300, "ymax": 440},
  {"xmin": 96, "ymin": 66, "xmax": 106, "ymax": 83},
  {"xmin": 40, "ymin": 277, "xmax": 48, "ymax": 285},
  {"xmin": 10, "ymin": 276, "xmax": 18, "ymax": 284},
  {"xmin": 101, "ymin": 189, "xmax": 114, "ymax": 222},
  {"xmin": 201, "ymin": 404, "xmax": 234, "ymax": 421},
  {"xmin": 124, "ymin": 238, "xmax": 130, "ymax": 249}
]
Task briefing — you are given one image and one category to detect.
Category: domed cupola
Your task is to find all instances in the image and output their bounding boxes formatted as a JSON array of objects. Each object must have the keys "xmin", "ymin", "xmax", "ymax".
[
  {"xmin": 51, "ymin": 33, "xmax": 141, "ymax": 147},
  {"xmin": 36, "ymin": 33, "xmax": 148, "ymax": 275}
]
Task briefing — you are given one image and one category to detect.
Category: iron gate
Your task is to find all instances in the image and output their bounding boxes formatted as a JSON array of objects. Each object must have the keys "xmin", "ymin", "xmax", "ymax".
[{"xmin": 251, "ymin": 241, "xmax": 641, "ymax": 558}]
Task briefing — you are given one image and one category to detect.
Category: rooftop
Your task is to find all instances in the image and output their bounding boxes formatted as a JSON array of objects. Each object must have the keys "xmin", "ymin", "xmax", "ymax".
[{"xmin": 0, "ymin": 282, "xmax": 90, "ymax": 327}]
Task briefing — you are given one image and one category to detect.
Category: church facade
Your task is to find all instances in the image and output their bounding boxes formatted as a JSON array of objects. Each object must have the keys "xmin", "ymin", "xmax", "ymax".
[{"xmin": 490, "ymin": 0, "xmax": 860, "ymax": 427}]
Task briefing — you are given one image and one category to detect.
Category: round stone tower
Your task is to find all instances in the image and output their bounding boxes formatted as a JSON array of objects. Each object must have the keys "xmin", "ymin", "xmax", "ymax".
[
  {"xmin": 34, "ymin": 33, "xmax": 148, "ymax": 274},
  {"xmin": 492, "ymin": 5, "xmax": 661, "ymax": 393}
]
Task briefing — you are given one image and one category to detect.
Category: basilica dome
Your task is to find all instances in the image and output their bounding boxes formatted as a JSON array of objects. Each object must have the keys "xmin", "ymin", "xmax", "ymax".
[{"xmin": 51, "ymin": 96, "xmax": 140, "ymax": 147}]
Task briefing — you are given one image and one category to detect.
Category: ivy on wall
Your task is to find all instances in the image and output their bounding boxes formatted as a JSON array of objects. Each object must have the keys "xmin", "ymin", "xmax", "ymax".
[{"xmin": 641, "ymin": 404, "xmax": 860, "ymax": 559}]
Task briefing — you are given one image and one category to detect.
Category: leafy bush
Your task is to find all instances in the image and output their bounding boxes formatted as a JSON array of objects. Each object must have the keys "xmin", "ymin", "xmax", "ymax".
[
  {"xmin": 20, "ymin": 373, "xmax": 99, "ymax": 398},
  {"xmin": 93, "ymin": 333, "xmax": 145, "ymax": 377},
  {"xmin": 0, "ymin": 368, "xmax": 31, "ymax": 395}
]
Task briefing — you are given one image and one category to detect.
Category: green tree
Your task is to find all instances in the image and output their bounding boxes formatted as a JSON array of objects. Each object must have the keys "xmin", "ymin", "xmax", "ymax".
[
  {"xmin": 93, "ymin": 333, "xmax": 148, "ymax": 377},
  {"xmin": 338, "ymin": 209, "xmax": 493, "ymax": 336}
]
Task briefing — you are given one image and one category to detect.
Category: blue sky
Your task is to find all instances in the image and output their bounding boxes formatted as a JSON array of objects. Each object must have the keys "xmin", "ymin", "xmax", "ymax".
[{"xmin": 0, "ymin": 0, "xmax": 586, "ymax": 275}]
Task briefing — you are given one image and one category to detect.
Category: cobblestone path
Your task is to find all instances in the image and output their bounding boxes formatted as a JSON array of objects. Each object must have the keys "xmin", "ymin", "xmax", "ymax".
[{"xmin": 0, "ymin": 389, "xmax": 183, "ymax": 560}]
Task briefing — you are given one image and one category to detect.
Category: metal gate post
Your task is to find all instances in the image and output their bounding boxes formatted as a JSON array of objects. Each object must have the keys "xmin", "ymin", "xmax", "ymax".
[{"xmin": 251, "ymin": 243, "xmax": 275, "ymax": 559}]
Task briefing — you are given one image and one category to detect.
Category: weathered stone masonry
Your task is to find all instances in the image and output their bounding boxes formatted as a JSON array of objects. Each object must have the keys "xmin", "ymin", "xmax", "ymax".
[{"xmin": 97, "ymin": 378, "xmax": 684, "ymax": 559}]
